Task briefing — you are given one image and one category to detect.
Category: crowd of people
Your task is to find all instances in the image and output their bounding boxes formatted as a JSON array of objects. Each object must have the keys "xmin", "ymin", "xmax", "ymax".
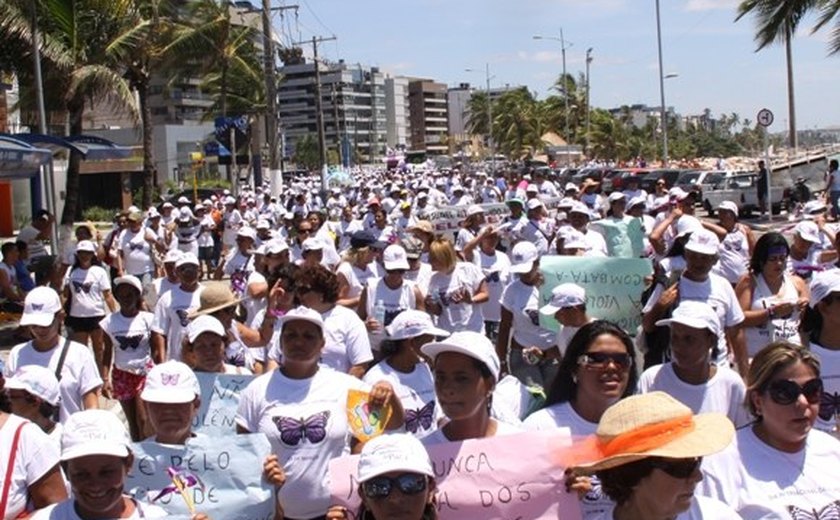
[{"xmin": 0, "ymin": 162, "xmax": 838, "ymax": 520}]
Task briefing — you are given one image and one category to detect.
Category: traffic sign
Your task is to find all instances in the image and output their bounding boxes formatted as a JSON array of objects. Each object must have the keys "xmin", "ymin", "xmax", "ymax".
[{"xmin": 757, "ymin": 108, "xmax": 774, "ymax": 127}]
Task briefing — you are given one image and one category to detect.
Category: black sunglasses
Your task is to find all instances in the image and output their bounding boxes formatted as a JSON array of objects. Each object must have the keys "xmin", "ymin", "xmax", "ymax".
[
  {"xmin": 766, "ymin": 378, "xmax": 823, "ymax": 406},
  {"xmin": 650, "ymin": 457, "xmax": 701, "ymax": 479},
  {"xmin": 362, "ymin": 473, "xmax": 427, "ymax": 499},
  {"xmin": 577, "ymin": 352, "xmax": 633, "ymax": 370}
]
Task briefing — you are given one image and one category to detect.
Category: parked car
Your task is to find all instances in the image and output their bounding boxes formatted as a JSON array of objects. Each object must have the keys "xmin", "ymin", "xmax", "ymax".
[
  {"xmin": 674, "ymin": 170, "xmax": 705, "ymax": 201},
  {"xmin": 639, "ymin": 169, "xmax": 682, "ymax": 193},
  {"xmin": 702, "ymin": 172, "xmax": 787, "ymax": 216},
  {"xmin": 604, "ymin": 168, "xmax": 651, "ymax": 193},
  {"xmin": 570, "ymin": 167, "xmax": 612, "ymax": 188}
]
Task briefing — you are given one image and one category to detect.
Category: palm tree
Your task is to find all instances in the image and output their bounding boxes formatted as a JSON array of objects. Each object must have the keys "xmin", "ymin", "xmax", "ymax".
[
  {"xmin": 736, "ymin": 0, "xmax": 818, "ymax": 149},
  {"xmin": 492, "ymin": 88, "xmax": 544, "ymax": 158},
  {"xmin": 465, "ymin": 91, "xmax": 490, "ymax": 138}
]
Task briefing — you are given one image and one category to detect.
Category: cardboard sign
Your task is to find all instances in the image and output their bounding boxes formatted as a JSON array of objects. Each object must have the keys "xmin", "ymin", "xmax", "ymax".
[
  {"xmin": 193, "ymin": 373, "xmax": 255, "ymax": 434},
  {"xmin": 329, "ymin": 430, "xmax": 581, "ymax": 520},
  {"xmin": 346, "ymin": 389, "xmax": 393, "ymax": 442}
]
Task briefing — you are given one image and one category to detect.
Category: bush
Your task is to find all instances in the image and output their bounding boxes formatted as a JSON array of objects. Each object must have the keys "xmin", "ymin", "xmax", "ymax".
[{"xmin": 82, "ymin": 206, "xmax": 117, "ymax": 223}]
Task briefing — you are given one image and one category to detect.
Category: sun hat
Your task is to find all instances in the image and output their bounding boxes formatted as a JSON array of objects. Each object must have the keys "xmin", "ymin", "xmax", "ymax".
[
  {"xmin": 358, "ymin": 433, "xmax": 435, "ymax": 483},
  {"xmin": 540, "ymin": 283, "xmax": 586, "ymax": 315},
  {"xmin": 570, "ymin": 392, "xmax": 734, "ymax": 473},
  {"xmin": 75, "ymin": 240, "xmax": 96, "ymax": 254},
  {"xmin": 385, "ymin": 309, "xmax": 449, "ymax": 341},
  {"xmin": 277, "ymin": 306, "xmax": 325, "ymax": 332},
  {"xmin": 794, "ymin": 221, "xmax": 821, "ymax": 244},
  {"xmin": 175, "ymin": 252, "xmax": 199, "ymax": 268},
  {"xmin": 400, "ymin": 236, "xmax": 424, "ymax": 260},
  {"xmin": 421, "ymin": 331, "xmax": 501, "ymax": 382},
  {"xmin": 675, "ymin": 215, "xmax": 703, "ymax": 238},
  {"xmin": 809, "ymin": 270, "xmax": 840, "ymax": 308},
  {"xmin": 20, "ymin": 287, "xmax": 62, "ymax": 327},
  {"xmin": 60, "ymin": 409, "xmax": 131, "ymax": 461},
  {"xmin": 607, "ymin": 192, "xmax": 626, "ymax": 203},
  {"xmin": 382, "ymin": 244, "xmax": 410, "ymax": 271},
  {"xmin": 186, "ymin": 314, "xmax": 226, "ymax": 343},
  {"xmin": 351, "ymin": 230, "xmax": 378, "ymax": 249},
  {"xmin": 189, "ymin": 282, "xmax": 242, "ymax": 318},
  {"xmin": 684, "ymin": 229, "xmax": 720, "ymax": 256},
  {"xmin": 408, "ymin": 220, "xmax": 434, "ymax": 235},
  {"xmin": 509, "ymin": 241, "xmax": 539, "ymax": 274},
  {"xmin": 127, "ymin": 211, "xmax": 143, "ymax": 222},
  {"xmin": 113, "ymin": 275, "xmax": 143, "ymax": 294},
  {"xmin": 581, "ymin": 178, "xmax": 600, "ymax": 190},
  {"xmin": 527, "ymin": 198, "xmax": 545, "ymax": 211},
  {"xmin": 466, "ymin": 204, "xmax": 485, "ymax": 217},
  {"xmin": 717, "ymin": 201, "xmax": 739, "ymax": 217},
  {"xmin": 237, "ymin": 226, "xmax": 257, "ymax": 241},
  {"xmin": 302, "ymin": 237, "xmax": 324, "ymax": 252},
  {"xmin": 655, "ymin": 300, "xmax": 722, "ymax": 337},
  {"xmin": 140, "ymin": 361, "xmax": 200, "ymax": 404},
  {"xmin": 5, "ymin": 365, "xmax": 60, "ymax": 406}
]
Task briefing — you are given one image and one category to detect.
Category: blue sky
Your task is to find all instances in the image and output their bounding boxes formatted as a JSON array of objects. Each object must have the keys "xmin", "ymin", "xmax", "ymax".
[{"xmin": 275, "ymin": 0, "xmax": 840, "ymax": 130}]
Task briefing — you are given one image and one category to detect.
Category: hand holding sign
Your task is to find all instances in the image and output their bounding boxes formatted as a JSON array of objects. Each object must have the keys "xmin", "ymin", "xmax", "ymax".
[
  {"xmin": 347, "ymin": 387, "xmax": 394, "ymax": 443},
  {"xmin": 152, "ymin": 467, "xmax": 204, "ymax": 514}
]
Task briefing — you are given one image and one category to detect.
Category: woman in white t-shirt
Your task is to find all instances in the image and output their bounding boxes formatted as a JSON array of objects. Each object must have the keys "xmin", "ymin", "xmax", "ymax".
[
  {"xmin": 424, "ymin": 238, "xmax": 489, "ymax": 333},
  {"xmin": 736, "ymin": 232, "xmax": 809, "ymax": 358},
  {"xmin": 100, "ymin": 275, "xmax": 155, "ymax": 441},
  {"xmin": 799, "ymin": 270, "xmax": 840, "ymax": 434},
  {"xmin": 336, "ymin": 231, "xmax": 378, "ymax": 309},
  {"xmin": 64, "ymin": 240, "xmax": 117, "ymax": 379},
  {"xmin": 700, "ymin": 342, "xmax": 840, "ymax": 519},
  {"xmin": 462, "ymin": 226, "xmax": 511, "ymax": 342},
  {"xmin": 420, "ymin": 331, "xmax": 521, "ymax": 446},
  {"xmin": 181, "ymin": 315, "xmax": 252, "ymax": 375},
  {"xmin": 0, "ymin": 411, "xmax": 66, "ymax": 519},
  {"xmin": 236, "ymin": 307, "xmax": 404, "ymax": 520}
]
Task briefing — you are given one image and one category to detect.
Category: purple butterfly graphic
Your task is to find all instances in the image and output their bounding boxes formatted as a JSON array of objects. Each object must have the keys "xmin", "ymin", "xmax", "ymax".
[
  {"xmin": 129, "ymin": 243, "xmax": 144, "ymax": 251},
  {"xmin": 115, "ymin": 335, "xmax": 143, "ymax": 351},
  {"xmin": 161, "ymin": 373, "xmax": 180, "ymax": 386},
  {"xmin": 151, "ymin": 467, "xmax": 204, "ymax": 503},
  {"xmin": 272, "ymin": 411, "xmax": 330, "ymax": 446},
  {"xmin": 405, "ymin": 401, "xmax": 435, "ymax": 433},
  {"xmin": 230, "ymin": 269, "xmax": 250, "ymax": 296},
  {"xmin": 175, "ymin": 309, "xmax": 190, "ymax": 327},
  {"xmin": 787, "ymin": 500, "xmax": 840, "ymax": 520},
  {"xmin": 484, "ymin": 271, "xmax": 501, "ymax": 283},
  {"xmin": 818, "ymin": 391, "xmax": 840, "ymax": 422},
  {"xmin": 30, "ymin": 303, "xmax": 43, "ymax": 311},
  {"xmin": 72, "ymin": 281, "xmax": 93, "ymax": 294},
  {"xmin": 525, "ymin": 308, "xmax": 541, "ymax": 327}
]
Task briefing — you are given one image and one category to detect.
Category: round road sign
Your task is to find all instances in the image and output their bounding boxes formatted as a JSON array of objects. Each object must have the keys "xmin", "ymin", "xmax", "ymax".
[{"xmin": 757, "ymin": 108, "xmax": 774, "ymax": 127}]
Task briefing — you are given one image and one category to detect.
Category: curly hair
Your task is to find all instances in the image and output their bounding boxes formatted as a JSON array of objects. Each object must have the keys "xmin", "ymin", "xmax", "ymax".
[
  {"xmin": 596, "ymin": 458, "xmax": 658, "ymax": 506},
  {"xmin": 294, "ymin": 264, "xmax": 340, "ymax": 303}
]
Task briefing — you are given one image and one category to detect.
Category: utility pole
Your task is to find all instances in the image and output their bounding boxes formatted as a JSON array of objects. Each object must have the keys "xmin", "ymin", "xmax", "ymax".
[
  {"xmin": 486, "ymin": 63, "xmax": 494, "ymax": 172},
  {"xmin": 585, "ymin": 48, "xmax": 593, "ymax": 158},
  {"xmin": 533, "ymin": 31, "xmax": 573, "ymax": 166},
  {"xmin": 331, "ymin": 83, "xmax": 343, "ymax": 166},
  {"xmin": 655, "ymin": 0, "xmax": 669, "ymax": 164}
]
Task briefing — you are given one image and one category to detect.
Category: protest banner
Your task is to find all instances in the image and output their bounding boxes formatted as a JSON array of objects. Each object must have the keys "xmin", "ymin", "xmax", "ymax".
[
  {"xmin": 430, "ymin": 197, "xmax": 568, "ymax": 240},
  {"xmin": 127, "ymin": 433, "xmax": 274, "ymax": 520},
  {"xmin": 329, "ymin": 430, "xmax": 580, "ymax": 520},
  {"xmin": 539, "ymin": 256, "xmax": 652, "ymax": 334},
  {"xmin": 192, "ymin": 373, "xmax": 255, "ymax": 434}
]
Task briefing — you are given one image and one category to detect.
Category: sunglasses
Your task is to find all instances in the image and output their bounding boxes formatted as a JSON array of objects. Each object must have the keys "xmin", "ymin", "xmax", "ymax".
[
  {"xmin": 362, "ymin": 473, "xmax": 427, "ymax": 500},
  {"xmin": 650, "ymin": 457, "xmax": 701, "ymax": 479},
  {"xmin": 577, "ymin": 352, "xmax": 633, "ymax": 370},
  {"xmin": 297, "ymin": 229, "xmax": 312, "ymax": 234},
  {"xmin": 765, "ymin": 378, "xmax": 823, "ymax": 406}
]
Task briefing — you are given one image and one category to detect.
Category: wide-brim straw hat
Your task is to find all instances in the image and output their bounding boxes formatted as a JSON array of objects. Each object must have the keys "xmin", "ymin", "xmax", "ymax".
[
  {"xmin": 189, "ymin": 281, "xmax": 244, "ymax": 318},
  {"xmin": 568, "ymin": 392, "xmax": 734, "ymax": 474}
]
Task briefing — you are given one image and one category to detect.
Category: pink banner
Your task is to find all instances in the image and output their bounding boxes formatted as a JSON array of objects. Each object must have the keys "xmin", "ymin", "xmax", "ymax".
[{"xmin": 329, "ymin": 430, "xmax": 581, "ymax": 520}]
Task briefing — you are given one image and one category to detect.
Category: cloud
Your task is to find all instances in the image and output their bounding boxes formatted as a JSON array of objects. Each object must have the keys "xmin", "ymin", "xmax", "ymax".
[
  {"xmin": 381, "ymin": 62, "xmax": 414, "ymax": 74},
  {"xmin": 684, "ymin": 0, "xmax": 740, "ymax": 12}
]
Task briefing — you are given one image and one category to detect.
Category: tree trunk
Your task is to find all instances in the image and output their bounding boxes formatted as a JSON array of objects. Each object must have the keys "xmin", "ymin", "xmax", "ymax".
[
  {"xmin": 785, "ymin": 29, "xmax": 798, "ymax": 150},
  {"xmin": 61, "ymin": 98, "xmax": 85, "ymax": 226},
  {"xmin": 139, "ymin": 78, "xmax": 155, "ymax": 209}
]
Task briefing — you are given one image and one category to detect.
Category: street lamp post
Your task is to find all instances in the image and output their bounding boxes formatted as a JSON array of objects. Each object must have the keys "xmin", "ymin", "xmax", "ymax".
[
  {"xmin": 534, "ymin": 31, "xmax": 573, "ymax": 165},
  {"xmin": 655, "ymin": 0, "xmax": 669, "ymax": 165},
  {"xmin": 585, "ymin": 47, "xmax": 593, "ymax": 157}
]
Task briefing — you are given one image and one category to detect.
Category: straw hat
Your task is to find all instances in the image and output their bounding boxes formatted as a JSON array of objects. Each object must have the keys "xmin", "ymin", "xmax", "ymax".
[
  {"xmin": 189, "ymin": 281, "xmax": 243, "ymax": 318},
  {"xmin": 580, "ymin": 178, "xmax": 600, "ymax": 190},
  {"xmin": 571, "ymin": 392, "xmax": 734, "ymax": 474}
]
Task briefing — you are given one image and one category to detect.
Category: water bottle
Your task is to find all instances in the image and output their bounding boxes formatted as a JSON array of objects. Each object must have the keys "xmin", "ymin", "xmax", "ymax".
[{"xmin": 373, "ymin": 299, "xmax": 386, "ymax": 328}]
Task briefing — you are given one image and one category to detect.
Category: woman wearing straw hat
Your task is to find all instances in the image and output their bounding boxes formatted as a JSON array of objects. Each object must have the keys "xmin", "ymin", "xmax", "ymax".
[
  {"xmin": 570, "ymin": 392, "xmax": 739, "ymax": 520},
  {"xmin": 699, "ymin": 342, "xmax": 840, "ymax": 518}
]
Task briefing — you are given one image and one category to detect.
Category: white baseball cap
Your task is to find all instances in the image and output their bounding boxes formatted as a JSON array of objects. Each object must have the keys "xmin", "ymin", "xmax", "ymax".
[
  {"xmin": 175, "ymin": 252, "xmax": 200, "ymax": 268},
  {"xmin": 656, "ymin": 300, "xmax": 722, "ymax": 337},
  {"xmin": 113, "ymin": 275, "xmax": 143, "ymax": 293},
  {"xmin": 263, "ymin": 239, "xmax": 289, "ymax": 255},
  {"xmin": 803, "ymin": 200, "xmax": 828, "ymax": 216},
  {"xmin": 607, "ymin": 192, "xmax": 626, "ymax": 203},
  {"xmin": 163, "ymin": 249, "xmax": 183, "ymax": 264},
  {"xmin": 186, "ymin": 314, "xmax": 226, "ymax": 343},
  {"xmin": 509, "ymin": 241, "xmax": 539, "ymax": 274},
  {"xmin": 717, "ymin": 201, "xmax": 739, "ymax": 217},
  {"xmin": 60, "ymin": 409, "xmax": 131, "ymax": 461},
  {"xmin": 540, "ymin": 283, "xmax": 586, "ymax": 315},
  {"xmin": 675, "ymin": 215, "xmax": 703, "ymax": 238},
  {"xmin": 466, "ymin": 204, "xmax": 484, "ymax": 217},
  {"xmin": 421, "ymin": 331, "xmax": 501, "ymax": 382},
  {"xmin": 357, "ymin": 433, "xmax": 434, "ymax": 483},
  {"xmin": 385, "ymin": 309, "xmax": 449, "ymax": 340},
  {"xmin": 20, "ymin": 287, "xmax": 62, "ymax": 327},
  {"xmin": 627, "ymin": 195, "xmax": 647, "ymax": 210},
  {"xmin": 256, "ymin": 219, "xmax": 271, "ymax": 230},
  {"xmin": 224, "ymin": 196, "xmax": 236, "ymax": 205},
  {"xmin": 564, "ymin": 182, "xmax": 578, "ymax": 193},
  {"xmin": 177, "ymin": 196, "xmax": 190, "ymax": 204},
  {"xmin": 684, "ymin": 228, "xmax": 720, "ymax": 256},
  {"xmin": 5, "ymin": 365, "xmax": 60, "ymax": 406},
  {"xmin": 301, "ymin": 237, "xmax": 324, "ymax": 252},
  {"xmin": 75, "ymin": 240, "xmax": 96, "ymax": 253},
  {"xmin": 569, "ymin": 201, "xmax": 591, "ymax": 217},
  {"xmin": 237, "ymin": 226, "xmax": 257, "ymax": 240},
  {"xmin": 277, "ymin": 306, "xmax": 324, "ymax": 332},
  {"xmin": 669, "ymin": 187, "xmax": 690, "ymax": 201},
  {"xmin": 794, "ymin": 221, "xmax": 821, "ymax": 244},
  {"xmin": 809, "ymin": 270, "xmax": 840, "ymax": 308},
  {"xmin": 561, "ymin": 229, "xmax": 588, "ymax": 250},
  {"xmin": 382, "ymin": 244, "xmax": 410, "ymax": 271},
  {"xmin": 526, "ymin": 184, "xmax": 538, "ymax": 193},
  {"xmin": 527, "ymin": 198, "xmax": 545, "ymax": 211},
  {"xmin": 141, "ymin": 361, "xmax": 200, "ymax": 405}
]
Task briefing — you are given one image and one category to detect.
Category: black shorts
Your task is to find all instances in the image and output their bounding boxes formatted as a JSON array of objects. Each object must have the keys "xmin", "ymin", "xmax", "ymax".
[
  {"xmin": 65, "ymin": 315, "xmax": 104, "ymax": 332},
  {"xmin": 198, "ymin": 246, "xmax": 214, "ymax": 261}
]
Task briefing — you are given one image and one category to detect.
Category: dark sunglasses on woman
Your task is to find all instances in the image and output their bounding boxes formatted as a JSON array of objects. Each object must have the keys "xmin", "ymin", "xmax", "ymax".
[
  {"xmin": 766, "ymin": 378, "xmax": 823, "ymax": 406},
  {"xmin": 362, "ymin": 473, "xmax": 427, "ymax": 499},
  {"xmin": 650, "ymin": 457, "xmax": 702, "ymax": 479}
]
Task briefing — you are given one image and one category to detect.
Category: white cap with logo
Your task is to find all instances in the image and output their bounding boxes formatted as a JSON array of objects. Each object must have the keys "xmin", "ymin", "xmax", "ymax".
[
  {"xmin": 540, "ymin": 283, "xmax": 586, "ymax": 315},
  {"xmin": 357, "ymin": 433, "xmax": 434, "ymax": 483},
  {"xmin": 684, "ymin": 229, "xmax": 720, "ymax": 255},
  {"xmin": 382, "ymin": 244, "xmax": 410, "ymax": 271},
  {"xmin": 140, "ymin": 361, "xmax": 200, "ymax": 404},
  {"xmin": 20, "ymin": 287, "xmax": 62, "ymax": 327},
  {"xmin": 61, "ymin": 409, "xmax": 131, "ymax": 461},
  {"xmin": 5, "ymin": 365, "xmax": 60, "ymax": 406},
  {"xmin": 385, "ymin": 309, "xmax": 449, "ymax": 340},
  {"xmin": 656, "ymin": 300, "xmax": 722, "ymax": 337},
  {"xmin": 421, "ymin": 331, "xmax": 501, "ymax": 382},
  {"xmin": 509, "ymin": 241, "xmax": 539, "ymax": 274}
]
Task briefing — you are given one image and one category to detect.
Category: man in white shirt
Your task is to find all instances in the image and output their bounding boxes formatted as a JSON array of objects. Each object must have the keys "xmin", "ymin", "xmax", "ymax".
[{"xmin": 151, "ymin": 253, "xmax": 203, "ymax": 363}]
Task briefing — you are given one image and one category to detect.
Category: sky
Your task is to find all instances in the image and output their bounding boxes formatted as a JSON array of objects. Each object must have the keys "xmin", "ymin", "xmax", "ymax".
[{"xmin": 271, "ymin": 0, "xmax": 840, "ymax": 131}]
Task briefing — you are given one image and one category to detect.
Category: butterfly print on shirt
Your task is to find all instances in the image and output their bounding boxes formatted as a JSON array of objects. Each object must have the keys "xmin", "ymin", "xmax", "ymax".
[
  {"xmin": 787, "ymin": 500, "xmax": 840, "ymax": 520},
  {"xmin": 115, "ymin": 335, "xmax": 143, "ymax": 351},
  {"xmin": 72, "ymin": 280, "xmax": 93, "ymax": 294},
  {"xmin": 819, "ymin": 391, "xmax": 840, "ymax": 422},
  {"xmin": 175, "ymin": 309, "xmax": 191, "ymax": 327},
  {"xmin": 405, "ymin": 401, "xmax": 435, "ymax": 433},
  {"xmin": 272, "ymin": 411, "xmax": 330, "ymax": 446}
]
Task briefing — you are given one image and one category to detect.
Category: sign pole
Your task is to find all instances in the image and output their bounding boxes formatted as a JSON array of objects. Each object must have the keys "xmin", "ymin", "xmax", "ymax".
[{"xmin": 757, "ymin": 108, "xmax": 774, "ymax": 221}]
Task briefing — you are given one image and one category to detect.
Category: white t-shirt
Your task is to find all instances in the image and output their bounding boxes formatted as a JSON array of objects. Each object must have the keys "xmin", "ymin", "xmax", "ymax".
[
  {"xmin": 31, "ymin": 498, "xmax": 167, "ymax": 520},
  {"xmin": 235, "ymin": 367, "xmax": 369, "ymax": 520},
  {"xmin": 364, "ymin": 360, "xmax": 439, "ymax": 437},
  {"xmin": 151, "ymin": 285, "xmax": 203, "ymax": 363},
  {"xmin": 501, "ymin": 279, "xmax": 556, "ymax": 350},
  {"xmin": 420, "ymin": 418, "xmax": 522, "ymax": 446},
  {"xmin": 0, "ymin": 415, "xmax": 61, "ymax": 520},
  {"xmin": 700, "ymin": 427, "xmax": 840, "ymax": 520},
  {"xmin": 472, "ymin": 250, "xmax": 511, "ymax": 323},
  {"xmin": 4, "ymin": 339, "xmax": 102, "ymax": 423},
  {"xmin": 222, "ymin": 209, "xmax": 243, "ymax": 246},
  {"xmin": 518, "ymin": 219, "xmax": 551, "ymax": 255},
  {"xmin": 745, "ymin": 274, "xmax": 801, "ymax": 358},
  {"xmin": 427, "ymin": 262, "xmax": 486, "ymax": 333},
  {"xmin": 336, "ymin": 261, "xmax": 376, "ymax": 300},
  {"xmin": 455, "ymin": 227, "xmax": 477, "ymax": 252},
  {"xmin": 586, "ymin": 495, "xmax": 741, "ymax": 520},
  {"xmin": 66, "ymin": 265, "xmax": 111, "ymax": 318},
  {"xmin": 714, "ymin": 227, "xmax": 750, "ymax": 284},
  {"xmin": 554, "ymin": 318, "xmax": 597, "ymax": 358},
  {"xmin": 810, "ymin": 341, "xmax": 840, "ymax": 434},
  {"xmin": 637, "ymin": 363, "xmax": 751, "ymax": 428},
  {"xmin": 243, "ymin": 271, "xmax": 267, "ymax": 327},
  {"xmin": 319, "ymin": 305, "xmax": 374, "ymax": 372},
  {"xmin": 147, "ymin": 277, "xmax": 178, "ymax": 310},
  {"xmin": 18, "ymin": 225, "xmax": 48, "ymax": 258},
  {"xmin": 222, "ymin": 251, "xmax": 255, "ymax": 293},
  {"xmin": 403, "ymin": 263, "xmax": 433, "ymax": 297},
  {"xmin": 523, "ymin": 401, "xmax": 597, "ymax": 434},
  {"xmin": 364, "ymin": 278, "xmax": 418, "ymax": 350},
  {"xmin": 197, "ymin": 215, "xmax": 215, "ymax": 248},
  {"xmin": 119, "ymin": 228, "xmax": 157, "ymax": 275},
  {"xmin": 99, "ymin": 311, "xmax": 155, "ymax": 374}
]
